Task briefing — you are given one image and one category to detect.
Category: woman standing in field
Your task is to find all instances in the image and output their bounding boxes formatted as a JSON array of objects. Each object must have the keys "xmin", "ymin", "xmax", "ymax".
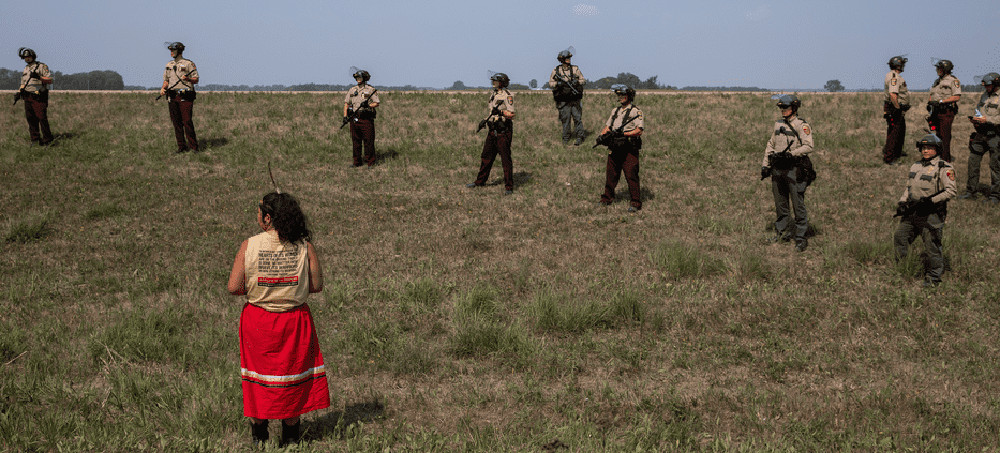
[{"xmin": 227, "ymin": 192, "xmax": 329, "ymax": 447}]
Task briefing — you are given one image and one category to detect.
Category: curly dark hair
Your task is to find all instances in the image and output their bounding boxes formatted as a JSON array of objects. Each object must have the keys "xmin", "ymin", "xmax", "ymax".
[{"xmin": 259, "ymin": 192, "xmax": 311, "ymax": 244}]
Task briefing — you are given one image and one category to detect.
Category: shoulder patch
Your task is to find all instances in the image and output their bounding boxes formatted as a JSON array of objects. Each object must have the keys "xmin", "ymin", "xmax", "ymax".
[
  {"xmin": 802, "ymin": 124, "xmax": 811, "ymax": 135},
  {"xmin": 954, "ymin": 79, "xmax": 960, "ymax": 88},
  {"xmin": 946, "ymin": 169, "xmax": 955, "ymax": 181},
  {"xmin": 507, "ymin": 95, "xmax": 513, "ymax": 103}
]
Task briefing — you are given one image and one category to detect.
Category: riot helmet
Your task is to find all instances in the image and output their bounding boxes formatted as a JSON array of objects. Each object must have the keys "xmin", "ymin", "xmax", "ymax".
[
  {"xmin": 981, "ymin": 72, "xmax": 1000, "ymax": 87},
  {"xmin": 167, "ymin": 42, "xmax": 185, "ymax": 53},
  {"xmin": 934, "ymin": 59, "xmax": 953, "ymax": 74},
  {"xmin": 888, "ymin": 55, "xmax": 907, "ymax": 70},
  {"xmin": 612, "ymin": 84, "xmax": 635, "ymax": 103},
  {"xmin": 18, "ymin": 47, "xmax": 36, "ymax": 59},
  {"xmin": 558, "ymin": 49, "xmax": 572, "ymax": 62},
  {"xmin": 490, "ymin": 72, "xmax": 510, "ymax": 88},
  {"xmin": 776, "ymin": 94, "xmax": 801, "ymax": 109},
  {"xmin": 353, "ymin": 69, "xmax": 371, "ymax": 82},
  {"xmin": 916, "ymin": 133, "xmax": 943, "ymax": 150}
]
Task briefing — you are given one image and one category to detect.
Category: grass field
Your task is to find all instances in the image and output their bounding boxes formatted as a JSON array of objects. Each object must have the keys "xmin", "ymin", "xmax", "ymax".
[{"xmin": 2, "ymin": 90, "xmax": 999, "ymax": 452}]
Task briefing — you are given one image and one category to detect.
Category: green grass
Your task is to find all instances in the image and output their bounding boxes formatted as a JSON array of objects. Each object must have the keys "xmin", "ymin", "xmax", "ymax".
[{"xmin": 2, "ymin": 91, "xmax": 1000, "ymax": 451}]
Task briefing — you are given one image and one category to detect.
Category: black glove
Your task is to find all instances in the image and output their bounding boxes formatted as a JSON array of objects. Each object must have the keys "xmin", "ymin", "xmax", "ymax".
[
  {"xmin": 895, "ymin": 202, "xmax": 908, "ymax": 217},
  {"xmin": 760, "ymin": 166, "xmax": 772, "ymax": 180}
]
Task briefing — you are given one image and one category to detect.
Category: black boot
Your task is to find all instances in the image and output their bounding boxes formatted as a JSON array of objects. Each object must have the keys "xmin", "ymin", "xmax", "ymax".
[
  {"xmin": 279, "ymin": 421, "xmax": 301, "ymax": 447},
  {"xmin": 251, "ymin": 420, "xmax": 269, "ymax": 448}
]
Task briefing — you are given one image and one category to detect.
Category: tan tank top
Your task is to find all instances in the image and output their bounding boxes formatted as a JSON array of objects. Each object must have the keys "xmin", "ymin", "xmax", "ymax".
[{"xmin": 244, "ymin": 231, "xmax": 310, "ymax": 312}]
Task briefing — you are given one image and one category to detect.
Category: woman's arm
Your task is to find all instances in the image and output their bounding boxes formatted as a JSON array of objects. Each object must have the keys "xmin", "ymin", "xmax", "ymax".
[
  {"xmin": 307, "ymin": 242, "xmax": 324, "ymax": 293},
  {"xmin": 227, "ymin": 240, "xmax": 249, "ymax": 295}
]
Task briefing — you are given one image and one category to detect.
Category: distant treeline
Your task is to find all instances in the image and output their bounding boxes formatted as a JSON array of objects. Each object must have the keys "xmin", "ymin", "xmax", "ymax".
[
  {"xmin": 0, "ymin": 68, "xmax": 123, "ymax": 90},
  {"xmin": 3, "ymin": 67, "xmax": 983, "ymax": 93}
]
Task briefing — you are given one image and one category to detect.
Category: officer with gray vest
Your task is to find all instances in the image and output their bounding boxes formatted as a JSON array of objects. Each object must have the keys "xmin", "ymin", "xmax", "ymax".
[
  {"xmin": 761, "ymin": 94, "xmax": 815, "ymax": 252},
  {"xmin": 959, "ymin": 72, "xmax": 1000, "ymax": 202},
  {"xmin": 893, "ymin": 134, "xmax": 957, "ymax": 287},
  {"xmin": 548, "ymin": 48, "xmax": 585, "ymax": 145}
]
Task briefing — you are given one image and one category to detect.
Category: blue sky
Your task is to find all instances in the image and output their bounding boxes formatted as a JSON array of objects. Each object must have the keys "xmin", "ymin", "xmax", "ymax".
[{"xmin": 4, "ymin": 0, "xmax": 1000, "ymax": 90}]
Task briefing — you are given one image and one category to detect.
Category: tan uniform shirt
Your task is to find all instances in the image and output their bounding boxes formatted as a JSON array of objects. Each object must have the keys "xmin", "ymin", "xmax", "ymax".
[
  {"xmin": 974, "ymin": 91, "xmax": 1000, "ymax": 125},
  {"xmin": 344, "ymin": 83, "xmax": 380, "ymax": 110},
  {"xmin": 929, "ymin": 74, "xmax": 961, "ymax": 102},
  {"xmin": 762, "ymin": 116, "xmax": 814, "ymax": 167},
  {"xmin": 163, "ymin": 57, "xmax": 198, "ymax": 91},
  {"xmin": 20, "ymin": 62, "xmax": 51, "ymax": 94},
  {"xmin": 899, "ymin": 157, "xmax": 957, "ymax": 204},
  {"xmin": 884, "ymin": 70, "xmax": 909, "ymax": 106},
  {"xmin": 244, "ymin": 231, "xmax": 311, "ymax": 313},
  {"xmin": 604, "ymin": 104, "xmax": 644, "ymax": 132},
  {"xmin": 487, "ymin": 88, "xmax": 514, "ymax": 122},
  {"xmin": 548, "ymin": 64, "xmax": 585, "ymax": 88}
]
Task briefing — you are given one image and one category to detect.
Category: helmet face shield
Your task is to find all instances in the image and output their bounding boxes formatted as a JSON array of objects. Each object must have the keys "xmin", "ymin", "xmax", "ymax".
[
  {"xmin": 888, "ymin": 55, "xmax": 907, "ymax": 69},
  {"xmin": 18, "ymin": 47, "xmax": 36, "ymax": 59},
  {"xmin": 611, "ymin": 84, "xmax": 635, "ymax": 102},
  {"xmin": 934, "ymin": 59, "xmax": 953, "ymax": 73},
  {"xmin": 982, "ymin": 72, "xmax": 1000, "ymax": 87},
  {"xmin": 773, "ymin": 94, "xmax": 801, "ymax": 110},
  {"xmin": 166, "ymin": 42, "xmax": 185, "ymax": 53},
  {"xmin": 916, "ymin": 133, "xmax": 943, "ymax": 150},
  {"xmin": 490, "ymin": 72, "xmax": 510, "ymax": 88}
]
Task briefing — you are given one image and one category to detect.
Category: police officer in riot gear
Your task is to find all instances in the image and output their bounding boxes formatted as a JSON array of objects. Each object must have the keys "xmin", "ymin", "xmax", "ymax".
[
  {"xmin": 548, "ymin": 48, "xmax": 585, "ymax": 145},
  {"xmin": 598, "ymin": 85, "xmax": 644, "ymax": 211},
  {"xmin": 960, "ymin": 72, "xmax": 1000, "ymax": 202},
  {"xmin": 761, "ymin": 94, "xmax": 815, "ymax": 252},
  {"xmin": 894, "ymin": 134, "xmax": 957, "ymax": 287},
  {"xmin": 343, "ymin": 69, "xmax": 381, "ymax": 167},
  {"xmin": 468, "ymin": 73, "xmax": 516, "ymax": 194},
  {"xmin": 883, "ymin": 56, "xmax": 910, "ymax": 164},
  {"xmin": 926, "ymin": 59, "xmax": 961, "ymax": 162},
  {"xmin": 17, "ymin": 47, "xmax": 54, "ymax": 146}
]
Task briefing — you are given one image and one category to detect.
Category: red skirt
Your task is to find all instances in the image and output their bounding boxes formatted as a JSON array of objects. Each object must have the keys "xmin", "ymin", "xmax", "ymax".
[{"xmin": 240, "ymin": 303, "xmax": 330, "ymax": 419}]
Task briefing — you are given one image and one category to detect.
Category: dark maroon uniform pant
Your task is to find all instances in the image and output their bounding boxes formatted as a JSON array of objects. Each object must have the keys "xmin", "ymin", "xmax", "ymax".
[
  {"xmin": 23, "ymin": 93, "xmax": 53, "ymax": 144},
  {"xmin": 168, "ymin": 98, "xmax": 198, "ymax": 151},
  {"xmin": 883, "ymin": 102, "xmax": 906, "ymax": 163},
  {"xmin": 475, "ymin": 127, "xmax": 514, "ymax": 190},
  {"xmin": 929, "ymin": 109, "xmax": 955, "ymax": 162},
  {"xmin": 349, "ymin": 118, "xmax": 376, "ymax": 166},
  {"xmin": 601, "ymin": 144, "xmax": 641, "ymax": 209}
]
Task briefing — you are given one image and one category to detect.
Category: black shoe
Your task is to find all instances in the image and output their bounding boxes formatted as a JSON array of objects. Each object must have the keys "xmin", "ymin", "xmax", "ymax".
[
  {"xmin": 627, "ymin": 206, "xmax": 638, "ymax": 212},
  {"xmin": 562, "ymin": 138, "xmax": 570, "ymax": 145},
  {"xmin": 504, "ymin": 190, "xmax": 513, "ymax": 195},
  {"xmin": 251, "ymin": 420, "xmax": 269, "ymax": 448},
  {"xmin": 768, "ymin": 233, "xmax": 791, "ymax": 243},
  {"xmin": 466, "ymin": 183, "xmax": 480, "ymax": 188},
  {"xmin": 279, "ymin": 422, "xmax": 300, "ymax": 447},
  {"xmin": 573, "ymin": 139, "xmax": 583, "ymax": 146},
  {"xmin": 794, "ymin": 240, "xmax": 808, "ymax": 252},
  {"xmin": 923, "ymin": 279, "xmax": 940, "ymax": 288}
]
